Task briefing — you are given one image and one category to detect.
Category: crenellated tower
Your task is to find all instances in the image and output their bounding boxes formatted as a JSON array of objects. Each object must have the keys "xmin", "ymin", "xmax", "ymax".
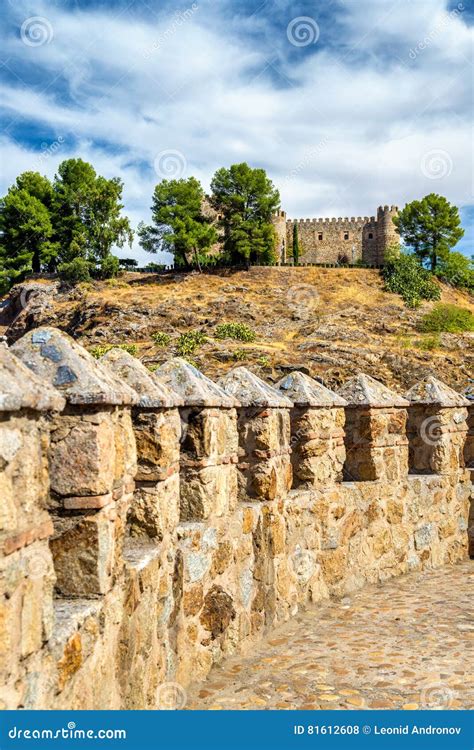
[{"xmin": 375, "ymin": 205, "xmax": 400, "ymax": 265}]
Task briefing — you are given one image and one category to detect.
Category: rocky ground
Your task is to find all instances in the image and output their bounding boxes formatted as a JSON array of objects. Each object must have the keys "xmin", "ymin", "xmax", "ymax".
[
  {"xmin": 186, "ymin": 562, "xmax": 474, "ymax": 710},
  {"xmin": 1, "ymin": 267, "xmax": 473, "ymax": 393}
]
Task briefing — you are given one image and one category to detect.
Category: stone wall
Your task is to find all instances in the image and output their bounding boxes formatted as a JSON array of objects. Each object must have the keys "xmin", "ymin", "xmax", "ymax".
[
  {"xmin": 0, "ymin": 329, "xmax": 472, "ymax": 710},
  {"xmin": 279, "ymin": 205, "xmax": 399, "ymax": 266}
]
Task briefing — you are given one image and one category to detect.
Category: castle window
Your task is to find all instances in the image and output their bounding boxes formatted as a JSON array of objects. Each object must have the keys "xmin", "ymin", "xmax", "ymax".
[
  {"xmin": 344, "ymin": 232, "xmax": 349, "ymax": 240},
  {"xmin": 318, "ymin": 233, "xmax": 323, "ymax": 241},
  {"xmin": 368, "ymin": 232, "xmax": 373, "ymax": 239}
]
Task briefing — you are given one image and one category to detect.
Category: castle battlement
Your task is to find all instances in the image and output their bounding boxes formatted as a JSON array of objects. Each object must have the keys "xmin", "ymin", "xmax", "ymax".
[
  {"xmin": 273, "ymin": 205, "xmax": 399, "ymax": 265},
  {"xmin": 1, "ymin": 329, "xmax": 472, "ymax": 709}
]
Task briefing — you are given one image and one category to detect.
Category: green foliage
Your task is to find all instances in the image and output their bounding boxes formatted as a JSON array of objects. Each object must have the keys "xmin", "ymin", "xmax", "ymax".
[
  {"xmin": 0, "ymin": 172, "xmax": 58, "ymax": 292},
  {"xmin": 144, "ymin": 262, "xmax": 167, "ymax": 272},
  {"xmin": 256, "ymin": 355, "xmax": 270, "ymax": 367},
  {"xmin": 176, "ymin": 331, "xmax": 207, "ymax": 357},
  {"xmin": 210, "ymin": 162, "xmax": 280, "ymax": 265},
  {"xmin": 232, "ymin": 349, "xmax": 247, "ymax": 361},
  {"xmin": 414, "ymin": 334, "xmax": 441, "ymax": 351},
  {"xmin": 0, "ymin": 160, "xmax": 133, "ymax": 292},
  {"xmin": 292, "ymin": 223, "xmax": 300, "ymax": 265},
  {"xmin": 119, "ymin": 258, "xmax": 138, "ymax": 270},
  {"xmin": 215, "ymin": 322, "xmax": 256, "ymax": 342},
  {"xmin": 394, "ymin": 194, "xmax": 464, "ymax": 271},
  {"xmin": 53, "ymin": 159, "xmax": 133, "ymax": 266},
  {"xmin": 435, "ymin": 251, "xmax": 474, "ymax": 292},
  {"xmin": 152, "ymin": 331, "xmax": 172, "ymax": 346},
  {"xmin": 89, "ymin": 343, "xmax": 138, "ymax": 359},
  {"xmin": 418, "ymin": 304, "xmax": 474, "ymax": 333},
  {"xmin": 96, "ymin": 254, "xmax": 120, "ymax": 280},
  {"xmin": 138, "ymin": 177, "xmax": 216, "ymax": 270},
  {"xmin": 382, "ymin": 251, "xmax": 441, "ymax": 307},
  {"xmin": 58, "ymin": 256, "xmax": 91, "ymax": 283}
]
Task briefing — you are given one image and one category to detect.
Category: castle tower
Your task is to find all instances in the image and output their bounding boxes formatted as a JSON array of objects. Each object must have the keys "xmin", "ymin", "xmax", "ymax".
[
  {"xmin": 272, "ymin": 210, "xmax": 287, "ymax": 264},
  {"xmin": 376, "ymin": 205, "xmax": 399, "ymax": 265}
]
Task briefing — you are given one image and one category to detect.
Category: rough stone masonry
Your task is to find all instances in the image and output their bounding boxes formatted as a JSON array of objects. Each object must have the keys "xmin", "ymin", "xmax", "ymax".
[{"xmin": 0, "ymin": 328, "xmax": 472, "ymax": 709}]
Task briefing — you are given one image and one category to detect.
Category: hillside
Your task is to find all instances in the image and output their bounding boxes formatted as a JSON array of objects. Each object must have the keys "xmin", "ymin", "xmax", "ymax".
[{"xmin": 1, "ymin": 267, "xmax": 473, "ymax": 394}]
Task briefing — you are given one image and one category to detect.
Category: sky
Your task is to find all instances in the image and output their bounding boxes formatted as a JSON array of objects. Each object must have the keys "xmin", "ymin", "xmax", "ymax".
[{"xmin": 0, "ymin": 0, "xmax": 473, "ymax": 264}]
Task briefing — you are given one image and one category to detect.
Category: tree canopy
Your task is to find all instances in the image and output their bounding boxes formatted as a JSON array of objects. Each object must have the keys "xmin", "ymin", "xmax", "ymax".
[
  {"xmin": 394, "ymin": 193, "xmax": 464, "ymax": 271},
  {"xmin": 210, "ymin": 162, "xmax": 280, "ymax": 265},
  {"xmin": 138, "ymin": 177, "xmax": 217, "ymax": 270}
]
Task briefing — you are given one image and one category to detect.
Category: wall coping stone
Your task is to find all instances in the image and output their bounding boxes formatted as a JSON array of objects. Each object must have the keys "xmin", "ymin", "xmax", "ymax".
[
  {"xmin": 337, "ymin": 373, "xmax": 409, "ymax": 408},
  {"xmin": 100, "ymin": 347, "xmax": 183, "ymax": 408},
  {"xmin": 0, "ymin": 345, "xmax": 65, "ymax": 412},
  {"xmin": 155, "ymin": 358, "xmax": 238, "ymax": 408},
  {"xmin": 276, "ymin": 371, "xmax": 347, "ymax": 407},
  {"xmin": 11, "ymin": 327, "xmax": 138, "ymax": 406},
  {"xmin": 405, "ymin": 376, "xmax": 470, "ymax": 407},
  {"xmin": 218, "ymin": 367, "xmax": 293, "ymax": 408}
]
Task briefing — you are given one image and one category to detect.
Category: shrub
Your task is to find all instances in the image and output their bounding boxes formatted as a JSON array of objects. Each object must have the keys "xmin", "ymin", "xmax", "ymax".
[
  {"xmin": 96, "ymin": 254, "xmax": 120, "ymax": 280},
  {"xmin": 176, "ymin": 331, "xmax": 207, "ymax": 357},
  {"xmin": 418, "ymin": 304, "xmax": 474, "ymax": 333},
  {"xmin": 435, "ymin": 252, "xmax": 474, "ymax": 292},
  {"xmin": 58, "ymin": 257, "xmax": 91, "ymax": 283},
  {"xmin": 257, "ymin": 355, "xmax": 270, "ymax": 367},
  {"xmin": 153, "ymin": 331, "xmax": 172, "ymax": 347},
  {"xmin": 232, "ymin": 349, "xmax": 247, "ymax": 361},
  {"xmin": 215, "ymin": 322, "xmax": 256, "ymax": 342},
  {"xmin": 382, "ymin": 252, "xmax": 441, "ymax": 308},
  {"xmin": 89, "ymin": 343, "xmax": 138, "ymax": 359},
  {"xmin": 414, "ymin": 334, "xmax": 441, "ymax": 351}
]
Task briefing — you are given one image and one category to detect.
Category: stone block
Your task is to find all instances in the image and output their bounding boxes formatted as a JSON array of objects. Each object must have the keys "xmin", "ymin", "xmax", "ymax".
[
  {"xmin": 133, "ymin": 409, "xmax": 180, "ymax": 482},
  {"xmin": 129, "ymin": 473, "xmax": 179, "ymax": 539}
]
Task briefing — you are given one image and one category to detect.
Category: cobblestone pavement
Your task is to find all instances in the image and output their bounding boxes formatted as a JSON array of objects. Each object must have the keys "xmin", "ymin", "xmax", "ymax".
[{"xmin": 186, "ymin": 562, "xmax": 474, "ymax": 710}]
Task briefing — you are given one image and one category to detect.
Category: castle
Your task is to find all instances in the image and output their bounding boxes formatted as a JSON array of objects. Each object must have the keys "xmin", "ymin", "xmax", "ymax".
[
  {"xmin": 0, "ymin": 327, "xmax": 472, "ymax": 709},
  {"xmin": 273, "ymin": 205, "xmax": 400, "ymax": 266}
]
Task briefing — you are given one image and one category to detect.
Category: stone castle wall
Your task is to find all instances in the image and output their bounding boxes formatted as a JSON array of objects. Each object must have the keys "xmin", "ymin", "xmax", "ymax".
[
  {"xmin": 274, "ymin": 205, "xmax": 400, "ymax": 266},
  {"xmin": 0, "ymin": 330, "xmax": 472, "ymax": 710}
]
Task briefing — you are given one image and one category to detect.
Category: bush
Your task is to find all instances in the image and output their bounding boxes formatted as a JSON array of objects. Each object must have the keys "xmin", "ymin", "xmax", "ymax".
[
  {"xmin": 153, "ymin": 331, "xmax": 171, "ymax": 347},
  {"xmin": 96, "ymin": 254, "xmax": 120, "ymax": 280},
  {"xmin": 89, "ymin": 343, "xmax": 138, "ymax": 359},
  {"xmin": 215, "ymin": 322, "xmax": 256, "ymax": 342},
  {"xmin": 58, "ymin": 257, "xmax": 91, "ymax": 283},
  {"xmin": 176, "ymin": 331, "xmax": 207, "ymax": 357},
  {"xmin": 414, "ymin": 334, "xmax": 441, "ymax": 351},
  {"xmin": 435, "ymin": 252, "xmax": 474, "ymax": 292},
  {"xmin": 418, "ymin": 304, "xmax": 474, "ymax": 333},
  {"xmin": 382, "ymin": 253, "xmax": 441, "ymax": 308}
]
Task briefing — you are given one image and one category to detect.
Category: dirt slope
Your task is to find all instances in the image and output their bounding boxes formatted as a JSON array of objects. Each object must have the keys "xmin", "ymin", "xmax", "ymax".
[{"xmin": 2, "ymin": 267, "xmax": 473, "ymax": 394}]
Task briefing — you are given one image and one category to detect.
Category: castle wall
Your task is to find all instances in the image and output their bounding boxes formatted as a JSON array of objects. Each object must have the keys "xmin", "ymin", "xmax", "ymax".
[
  {"xmin": 282, "ymin": 206, "xmax": 399, "ymax": 266},
  {"xmin": 0, "ymin": 335, "xmax": 471, "ymax": 710}
]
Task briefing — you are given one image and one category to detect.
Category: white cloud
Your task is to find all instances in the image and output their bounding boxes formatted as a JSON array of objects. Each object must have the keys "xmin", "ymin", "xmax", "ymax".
[{"xmin": 0, "ymin": 0, "xmax": 472, "ymax": 261}]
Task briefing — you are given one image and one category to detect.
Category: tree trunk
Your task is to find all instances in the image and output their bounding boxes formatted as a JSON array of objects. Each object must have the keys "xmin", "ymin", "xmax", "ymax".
[
  {"xmin": 193, "ymin": 247, "xmax": 202, "ymax": 273},
  {"xmin": 32, "ymin": 246, "xmax": 41, "ymax": 273}
]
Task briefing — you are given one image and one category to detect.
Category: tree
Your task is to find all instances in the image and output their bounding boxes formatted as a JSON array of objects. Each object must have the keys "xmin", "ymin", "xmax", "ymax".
[
  {"xmin": 119, "ymin": 258, "xmax": 138, "ymax": 270},
  {"xmin": 435, "ymin": 251, "xmax": 473, "ymax": 292},
  {"xmin": 210, "ymin": 163, "xmax": 280, "ymax": 266},
  {"xmin": 138, "ymin": 177, "xmax": 217, "ymax": 270},
  {"xmin": 0, "ymin": 172, "xmax": 58, "ymax": 291},
  {"xmin": 292, "ymin": 223, "xmax": 300, "ymax": 265},
  {"xmin": 393, "ymin": 194, "xmax": 464, "ymax": 271},
  {"xmin": 52, "ymin": 158, "xmax": 133, "ymax": 268}
]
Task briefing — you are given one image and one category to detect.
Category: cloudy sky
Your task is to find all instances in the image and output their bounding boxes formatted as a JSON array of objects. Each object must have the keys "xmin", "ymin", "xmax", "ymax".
[{"xmin": 1, "ymin": 0, "xmax": 472, "ymax": 264}]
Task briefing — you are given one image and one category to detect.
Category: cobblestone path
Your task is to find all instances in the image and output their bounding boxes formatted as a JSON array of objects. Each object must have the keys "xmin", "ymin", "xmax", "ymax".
[{"xmin": 187, "ymin": 562, "xmax": 473, "ymax": 710}]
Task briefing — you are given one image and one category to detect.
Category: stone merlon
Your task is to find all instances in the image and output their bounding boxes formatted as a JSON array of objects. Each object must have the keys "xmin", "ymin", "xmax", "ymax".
[
  {"xmin": 0, "ymin": 344, "xmax": 65, "ymax": 412},
  {"xmin": 405, "ymin": 376, "xmax": 470, "ymax": 407},
  {"xmin": 100, "ymin": 347, "xmax": 183, "ymax": 408},
  {"xmin": 11, "ymin": 327, "xmax": 138, "ymax": 406},
  {"xmin": 337, "ymin": 373, "xmax": 409, "ymax": 408},
  {"xmin": 276, "ymin": 371, "xmax": 347, "ymax": 407},
  {"xmin": 155, "ymin": 357, "xmax": 238, "ymax": 407},
  {"xmin": 218, "ymin": 366, "xmax": 292, "ymax": 408}
]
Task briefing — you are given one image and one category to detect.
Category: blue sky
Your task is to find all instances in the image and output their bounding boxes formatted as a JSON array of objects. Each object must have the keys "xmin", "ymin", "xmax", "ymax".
[{"xmin": 0, "ymin": 0, "xmax": 472, "ymax": 263}]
